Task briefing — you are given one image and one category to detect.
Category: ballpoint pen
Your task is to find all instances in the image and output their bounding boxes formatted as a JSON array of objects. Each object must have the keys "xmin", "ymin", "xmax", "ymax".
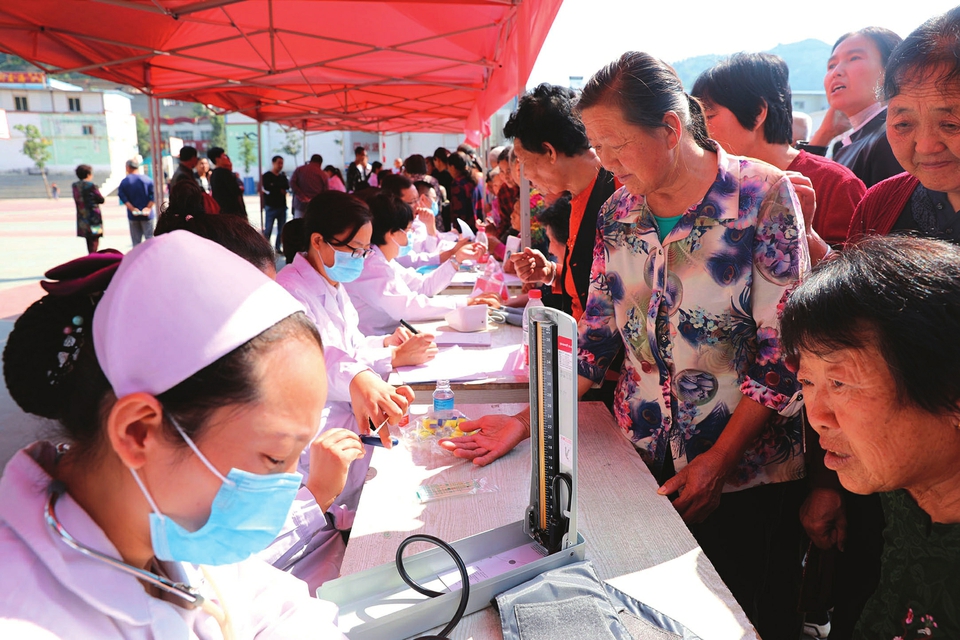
[{"xmin": 399, "ymin": 319, "xmax": 420, "ymax": 335}]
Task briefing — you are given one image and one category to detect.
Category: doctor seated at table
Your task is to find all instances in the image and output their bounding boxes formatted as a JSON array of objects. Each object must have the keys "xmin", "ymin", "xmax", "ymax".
[{"xmin": 344, "ymin": 190, "xmax": 500, "ymax": 337}]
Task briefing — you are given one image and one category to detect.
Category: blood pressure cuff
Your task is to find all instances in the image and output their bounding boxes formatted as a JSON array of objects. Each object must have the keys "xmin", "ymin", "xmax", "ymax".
[{"xmin": 495, "ymin": 561, "xmax": 701, "ymax": 640}]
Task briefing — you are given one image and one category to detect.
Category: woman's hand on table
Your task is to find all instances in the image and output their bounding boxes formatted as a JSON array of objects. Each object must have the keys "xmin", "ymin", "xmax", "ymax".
[
  {"xmin": 800, "ymin": 487, "xmax": 847, "ymax": 551},
  {"xmin": 391, "ymin": 333, "xmax": 438, "ymax": 367},
  {"xmin": 384, "ymin": 325, "xmax": 414, "ymax": 347},
  {"xmin": 306, "ymin": 428, "xmax": 366, "ymax": 511},
  {"xmin": 348, "ymin": 370, "xmax": 415, "ymax": 448},
  {"xmin": 657, "ymin": 448, "xmax": 734, "ymax": 524},
  {"xmin": 438, "ymin": 413, "xmax": 529, "ymax": 466},
  {"xmin": 469, "ymin": 292, "xmax": 502, "ymax": 309}
]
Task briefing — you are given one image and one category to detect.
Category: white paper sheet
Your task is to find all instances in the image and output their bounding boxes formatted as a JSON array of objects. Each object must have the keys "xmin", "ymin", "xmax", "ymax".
[
  {"xmin": 456, "ymin": 218, "xmax": 476, "ymax": 239},
  {"xmin": 396, "ymin": 344, "xmax": 523, "ymax": 384},
  {"xmin": 433, "ymin": 331, "xmax": 493, "ymax": 347}
]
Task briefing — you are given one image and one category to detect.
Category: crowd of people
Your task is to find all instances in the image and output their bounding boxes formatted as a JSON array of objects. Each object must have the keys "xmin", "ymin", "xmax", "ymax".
[{"xmin": 13, "ymin": 6, "xmax": 960, "ymax": 639}]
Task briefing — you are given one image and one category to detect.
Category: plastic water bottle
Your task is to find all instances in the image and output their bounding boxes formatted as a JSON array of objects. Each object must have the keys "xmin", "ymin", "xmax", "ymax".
[
  {"xmin": 475, "ymin": 227, "xmax": 489, "ymax": 253},
  {"xmin": 522, "ymin": 289, "xmax": 544, "ymax": 366},
  {"xmin": 433, "ymin": 379, "xmax": 455, "ymax": 420}
]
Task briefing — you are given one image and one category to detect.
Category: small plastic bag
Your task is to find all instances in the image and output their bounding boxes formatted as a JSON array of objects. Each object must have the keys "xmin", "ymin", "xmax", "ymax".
[{"xmin": 416, "ymin": 477, "xmax": 499, "ymax": 503}]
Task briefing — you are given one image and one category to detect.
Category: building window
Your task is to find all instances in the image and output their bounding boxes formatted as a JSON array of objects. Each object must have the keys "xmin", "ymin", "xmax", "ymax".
[
  {"xmin": 82, "ymin": 125, "xmax": 94, "ymax": 135},
  {"xmin": 68, "ymin": 97, "xmax": 81, "ymax": 112},
  {"xmin": 174, "ymin": 130, "xmax": 195, "ymax": 141},
  {"xmin": 14, "ymin": 96, "xmax": 27, "ymax": 111}
]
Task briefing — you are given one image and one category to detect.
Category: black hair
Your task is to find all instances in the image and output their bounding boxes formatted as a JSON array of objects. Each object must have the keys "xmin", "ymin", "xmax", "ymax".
[
  {"xmin": 883, "ymin": 7, "xmax": 960, "ymax": 101},
  {"xmin": 833, "ymin": 26, "xmax": 903, "ymax": 66},
  {"xmin": 75, "ymin": 164, "xmax": 92, "ymax": 180},
  {"xmin": 154, "ymin": 180, "xmax": 208, "ymax": 233},
  {"xmin": 781, "ymin": 235, "xmax": 960, "ymax": 416},
  {"xmin": 156, "ymin": 211, "xmax": 276, "ymax": 273},
  {"xmin": 3, "ymin": 289, "xmax": 321, "ymax": 460},
  {"xmin": 271, "ymin": 154, "xmax": 283, "ymax": 164},
  {"xmin": 281, "ymin": 217, "xmax": 306, "ymax": 264},
  {"xmin": 692, "ymin": 53, "xmax": 793, "ymax": 146},
  {"xmin": 433, "ymin": 147, "xmax": 449, "ymax": 161},
  {"xmin": 577, "ymin": 51, "xmax": 712, "ymax": 152},
  {"xmin": 323, "ymin": 165, "xmax": 344, "ymax": 182},
  {"xmin": 354, "ymin": 146, "xmax": 366, "ymax": 156},
  {"xmin": 504, "ymin": 83, "xmax": 591, "ymax": 157},
  {"xmin": 371, "ymin": 161, "xmax": 383, "ymax": 172},
  {"xmin": 446, "ymin": 151, "xmax": 478, "ymax": 185},
  {"xmin": 310, "ymin": 154, "xmax": 323, "ymax": 164},
  {"xmin": 497, "ymin": 145, "xmax": 512, "ymax": 163},
  {"xmin": 537, "ymin": 193, "xmax": 572, "ymax": 245},
  {"xmin": 179, "ymin": 146, "xmax": 198, "ymax": 162},
  {"xmin": 404, "ymin": 154, "xmax": 427, "ymax": 175},
  {"xmin": 303, "ymin": 191, "xmax": 372, "ymax": 247},
  {"xmin": 207, "ymin": 147, "xmax": 225, "ymax": 164},
  {"xmin": 380, "ymin": 173, "xmax": 413, "ymax": 197},
  {"xmin": 364, "ymin": 190, "xmax": 414, "ymax": 246},
  {"xmin": 413, "ymin": 180, "xmax": 435, "ymax": 198}
]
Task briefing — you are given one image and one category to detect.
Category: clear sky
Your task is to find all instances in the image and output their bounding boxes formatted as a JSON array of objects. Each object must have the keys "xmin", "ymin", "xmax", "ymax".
[{"xmin": 527, "ymin": 0, "xmax": 960, "ymax": 88}]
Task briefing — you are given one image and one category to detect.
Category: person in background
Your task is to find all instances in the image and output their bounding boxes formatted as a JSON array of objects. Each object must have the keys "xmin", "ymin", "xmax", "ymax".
[
  {"xmin": 781, "ymin": 235, "xmax": 960, "ymax": 639},
  {"xmin": 504, "ymin": 83, "xmax": 618, "ymax": 321},
  {"xmin": 849, "ymin": 7, "xmax": 960, "ymax": 244},
  {"xmin": 492, "ymin": 145, "xmax": 519, "ymax": 241},
  {"xmin": 207, "ymin": 146, "xmax": 246, "ymax": 217},
  {"xmin": 0, "ymin": 231, "xmax": 346, "ymax": 638},
  {"xmin": 50, "ymin": 183, "xmax": 59, "ymax": 200},
  {"xmin": 117, "ymin": 158, "xmax": 155, "ymax": 247},
  {"xmin": 431, "ymin": 147, "xmax": 454, "ymax": 229},
  {"xmin": 392, "ymin": 158, "xmax": 403, "ymax": 174},
  {"xmin": 344, "ymin": 190, "xmax": 496, "ymax": 336},
  {"xmin": 262, "ymin": 155, "xmax": 290, "ymax": 252},
  {"xmin": 290, "ymin": 154, "xmax": 329, "ymax": 219},
  {"xmin": 793, "ymin": 112, "xmax": 813, "ymax": 146},
  {"xmin": 346, "ymin": 147, "xmax": 372, "ymax": 192},
  {"xmin": 196, "ymin": 157, "xmax": 212, "ymax": 194},
  {"xmin": 804, "ymin": 27, "xmax": 905, "ymax": 187},
  {"xmin": 692, "ymin": 52, "xmax": 860, "ymax": 249},
  {"xmin": 445, "ymin": 151, "xmax": 480, "ymax": 233},
  {"xmin": 444, "ymin": 52, "xmax": 810, "ymax": 638},
  {"xmin": 368, "ymin": 161, "xmax": 383, "ymax": 188},
  {"xmin": 271, "ymin": 192, "xmax": 424, "ymax": 588},
  {"xmin": 324, "ymin": 165, "xmax": 346, "ymax": 192},
  {"xmin": 170, "ymin": 145, "xmax": 200, "ymax": 188},
  {"xmin": 71, "ymin": 164, "xmax": 104, "ymax": 254}
]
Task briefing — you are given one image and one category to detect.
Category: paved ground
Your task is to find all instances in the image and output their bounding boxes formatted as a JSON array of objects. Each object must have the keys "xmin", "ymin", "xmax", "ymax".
[{"xmin": 0, "ymin": 195, "xmax": 265, "ymax": 469}]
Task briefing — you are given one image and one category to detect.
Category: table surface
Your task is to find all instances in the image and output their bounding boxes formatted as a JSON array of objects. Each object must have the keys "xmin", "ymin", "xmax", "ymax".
[
  {"xmin": 388, "ymin": 316, "xmax": 529, "ymax": 404},
  {"xmin": 341, "ymin": 402, "xmax": 758, "ymax": 640}
]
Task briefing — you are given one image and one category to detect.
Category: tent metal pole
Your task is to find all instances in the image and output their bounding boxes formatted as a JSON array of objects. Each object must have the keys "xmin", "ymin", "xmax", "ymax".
[
  {"xmin": 257, "ymin": 120, "xmax": 264, "ymax": 231},
  {"xmin": 149, "ymin": 95, "xmax": 165, "ymax": 206}
]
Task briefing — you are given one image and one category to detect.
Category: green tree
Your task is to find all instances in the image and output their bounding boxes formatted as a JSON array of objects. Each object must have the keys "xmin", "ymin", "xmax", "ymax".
[
  {"xmin": 276, "ymin": 129, "xmax": 302, "ymax": 159},
  {"xmin": 135, "ymin": 113, "xmax": 151, "ymax": 158},
  {"xmin": 238, "ymin": 133, "xmax": 257, "ymax": 174},
  {"xmin": 209, "ymin": 114, "xmax": 226, "ymax": 149},
  {"xmin": 13, "ymin": 124, "xmax": 53, "ymax": 197}
]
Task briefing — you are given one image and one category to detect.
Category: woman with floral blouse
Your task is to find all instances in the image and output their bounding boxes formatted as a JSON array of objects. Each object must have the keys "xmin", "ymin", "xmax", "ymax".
[{"xmin": 442, "ymin": 51, "xmax": 810, "ymax": 638}]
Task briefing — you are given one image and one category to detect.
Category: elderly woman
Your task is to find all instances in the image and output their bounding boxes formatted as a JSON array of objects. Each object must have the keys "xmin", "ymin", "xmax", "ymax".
[
  {"xmin": 444, "ymin": 52, "xmax": 810, "ymax": 637},
  {"xmin": 805, "ymin": 27, "xmax": 904, "ymax": 187},
  {"xmin": 849, "ymin": 7, "xmax": 960, "ymax": 243},
  {"xmin": 782, "ymin": 235, "xmax": 960, "ymax": 638}
]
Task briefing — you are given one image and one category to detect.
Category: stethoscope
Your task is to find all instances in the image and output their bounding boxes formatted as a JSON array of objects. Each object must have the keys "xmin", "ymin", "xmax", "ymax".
[
  {"xmin": 44, "ymin": 481, "xmax": 208, "ymax": 610},
  {"xmin": 44, "ymin": 480, "xmax": 238, "ymax": 640}
]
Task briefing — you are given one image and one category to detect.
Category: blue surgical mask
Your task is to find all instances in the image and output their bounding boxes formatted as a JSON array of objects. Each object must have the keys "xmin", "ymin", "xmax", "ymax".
[
  {"xmin": 430, "ymin": 200, "xmax": 439, "ymax": 217},
  {"xmin": 395, "ymin": 232, "xmax": 412, "ymax": 258},
  {"xmin": 325, "ymin": 247, "xmax": 366, "ymax": 283},
  {"xmin": 129, "ymin": 418, "xmax": 302, "ymax": 566}
]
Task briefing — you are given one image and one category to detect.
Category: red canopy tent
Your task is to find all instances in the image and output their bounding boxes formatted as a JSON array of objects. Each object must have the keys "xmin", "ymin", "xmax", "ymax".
[{"xmin": 0, "ymin": 0, "xmax": 561, "ymax": 137}]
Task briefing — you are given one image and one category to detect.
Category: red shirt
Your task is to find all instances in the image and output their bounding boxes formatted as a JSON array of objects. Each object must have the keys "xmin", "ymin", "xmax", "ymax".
[{"xmin": 787, "ymin": 150, "xmax": 866, "ymax": 246}]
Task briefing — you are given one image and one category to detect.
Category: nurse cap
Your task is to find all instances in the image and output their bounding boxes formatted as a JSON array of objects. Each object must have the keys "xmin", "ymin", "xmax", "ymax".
[{"xmin": 93, "ymin": 230, "xmax": 305, "ymax": 397}]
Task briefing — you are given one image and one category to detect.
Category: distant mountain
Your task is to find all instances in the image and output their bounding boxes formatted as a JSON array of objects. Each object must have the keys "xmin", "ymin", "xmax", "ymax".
[{"xmin": 672, "ymin": 39, "xmax": 833, "ymax": 93}]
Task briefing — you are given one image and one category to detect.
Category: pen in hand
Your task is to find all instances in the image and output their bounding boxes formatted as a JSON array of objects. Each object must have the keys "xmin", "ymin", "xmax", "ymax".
[
  {"xmin": 360, "ymin": 435, "xmax": 399, "ymax": 448},
  {"xmin": 399, "ymin": 319, "xmax": 419, "ymax": 335}
]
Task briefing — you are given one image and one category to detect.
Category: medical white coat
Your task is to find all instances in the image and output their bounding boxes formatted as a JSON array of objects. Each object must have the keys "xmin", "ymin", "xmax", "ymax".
[
  {"xmin": 262, "ymin": 254, "xmax": 391, "ymax": 592},
  {"xmin": 343, "ymin": 245, "xmax": 461, "ymax": 336},
  {"xmin": 0, "ymin": 442, "xmax": 345, "ymax": 639}
]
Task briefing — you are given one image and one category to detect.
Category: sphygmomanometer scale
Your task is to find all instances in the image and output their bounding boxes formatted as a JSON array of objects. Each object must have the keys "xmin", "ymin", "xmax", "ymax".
[{"xmin": 319, "ymin": 307, "xmax": 585, "ymax": 639}]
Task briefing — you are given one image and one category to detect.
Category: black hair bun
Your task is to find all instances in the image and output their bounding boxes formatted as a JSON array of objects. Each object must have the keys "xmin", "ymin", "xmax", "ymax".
[{"xmin": 3, "ymin": 293, "xmax": 96, "ymax": 419}]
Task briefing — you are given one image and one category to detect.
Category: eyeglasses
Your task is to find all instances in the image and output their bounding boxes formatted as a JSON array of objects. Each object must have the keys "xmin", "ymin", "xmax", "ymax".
[{"xmin": 328, "ymin": 238, "xmax": 373, "ymax": 259}]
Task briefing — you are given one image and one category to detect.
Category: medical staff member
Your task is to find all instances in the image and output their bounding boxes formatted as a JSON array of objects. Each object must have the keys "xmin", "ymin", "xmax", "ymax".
[
  {"xmin": 0, "ymin": 232, "xmax": 347, "ymax": 639},
  {"xmin": 344, "ymin": 191, "xmax": 498, "ymax": 336},
  {"xmin": 266, "ymin": 191, "xmax": 424, "ymax": 590}
]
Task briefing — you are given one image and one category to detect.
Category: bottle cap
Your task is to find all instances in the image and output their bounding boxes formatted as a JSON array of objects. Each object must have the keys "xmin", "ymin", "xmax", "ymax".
[{"xmin": 529, "ymin": 289, "xmax": 542, "ymax": 299}]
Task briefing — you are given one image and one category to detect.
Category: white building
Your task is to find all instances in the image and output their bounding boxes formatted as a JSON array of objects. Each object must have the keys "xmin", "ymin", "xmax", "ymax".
[{"xmin": 0, "ymin": 73, "xmax": 137, "ymax": 194}]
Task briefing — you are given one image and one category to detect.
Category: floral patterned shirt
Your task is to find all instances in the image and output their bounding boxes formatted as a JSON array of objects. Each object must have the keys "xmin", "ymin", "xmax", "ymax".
[{"xmin": 577, "ymin": 146, "xmax": 809, "ymax": 491}]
